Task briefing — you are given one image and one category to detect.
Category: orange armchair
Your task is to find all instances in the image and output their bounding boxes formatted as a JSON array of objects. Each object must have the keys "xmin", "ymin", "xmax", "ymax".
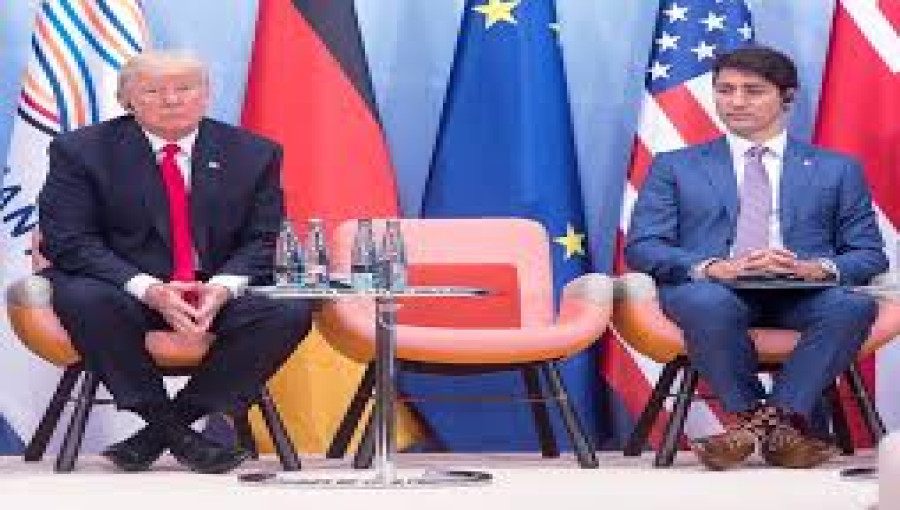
[
  {"xmin": 611, "ymin": 272, "xmax": 900, "ymax": 467},
  {"xmin": 318, "ymin": 218, "xmax": 612, "ymax": 468},
  {"xmin": 5, "ymin": 237, "xmax": 300, "ymax": 472}
]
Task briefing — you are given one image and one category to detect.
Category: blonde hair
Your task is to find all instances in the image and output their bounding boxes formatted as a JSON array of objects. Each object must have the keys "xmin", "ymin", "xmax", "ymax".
[{"xmin": 116, "ymin": 50, "xmax": 208, "ymax": 107}]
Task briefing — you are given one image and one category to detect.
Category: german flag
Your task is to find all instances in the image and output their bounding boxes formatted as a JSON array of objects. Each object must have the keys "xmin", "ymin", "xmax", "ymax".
[
  {"xmin": 242, "ymin": 0, "xmax": 398, "ymax": 224},
  {"xmin": 241, "ymin": 0, "xmax": 410, "ymax": 453}
]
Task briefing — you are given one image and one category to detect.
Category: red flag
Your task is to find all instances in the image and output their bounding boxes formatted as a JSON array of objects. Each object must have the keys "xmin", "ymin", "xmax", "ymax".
[
  {"xmin": 241, "ymin": 0, "xmax": 398, "ymax": 224},
  {"xmin": 813, "ymin": 0, "xmax": 900, "ymax": 444}
]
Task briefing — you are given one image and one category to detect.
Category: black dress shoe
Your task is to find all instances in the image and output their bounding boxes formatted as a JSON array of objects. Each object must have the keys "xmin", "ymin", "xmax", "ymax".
[
  {"xmin": 166, "ymin": 424, "xmax": 251, "ymax": 474},
  {"xmin": 101, "ymin": 425, "xmax": 167, "ymax": 472}
]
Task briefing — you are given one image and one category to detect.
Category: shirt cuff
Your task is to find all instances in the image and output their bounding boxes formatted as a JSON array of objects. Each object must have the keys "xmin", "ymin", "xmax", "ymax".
[
  {"xmin": 691, "ymin": 258, "xmax": 722, "ymax": 281},
  {"xmin": 125, "ymin": 273, "xmax": 162, "ymax": 301},
  {"xmin": 816, "ymin": 258, "xmax": 840, "ymax": 282},
  {"xmin": 207, "ymin": 274, "xmax": 250, "ymax": 298}
]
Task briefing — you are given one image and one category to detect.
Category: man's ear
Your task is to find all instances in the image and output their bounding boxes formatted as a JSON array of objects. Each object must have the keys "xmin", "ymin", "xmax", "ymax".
[
  {"xmin": 116, "ymin": 92, "xmax": 132, "ymax": 111},
  {"xmin": 782, "ymin": 89, "xmax": 796, "ymax": 109}
]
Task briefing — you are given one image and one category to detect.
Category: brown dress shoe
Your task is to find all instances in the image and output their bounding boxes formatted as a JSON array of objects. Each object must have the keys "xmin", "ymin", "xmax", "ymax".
[
  {"xmin": 690, "ymin": 426, "xmax": 757, "ymax": 470},
  {"xmin": 761, "ymin": 421, "xmax": 839, "ymax": 469}
]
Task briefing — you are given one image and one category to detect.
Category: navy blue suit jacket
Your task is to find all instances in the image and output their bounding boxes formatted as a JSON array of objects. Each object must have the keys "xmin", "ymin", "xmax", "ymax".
[
  {"xmin": 625, "ymin": 136, "xmax": 887, "ymax": 285},
  {"xmin": 38, "ymin": 115, "xmax": 284, "ymax": 288}
]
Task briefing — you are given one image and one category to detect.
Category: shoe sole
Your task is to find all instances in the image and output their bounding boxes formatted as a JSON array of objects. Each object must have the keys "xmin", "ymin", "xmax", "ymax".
[{"xmin": 188, "ymin": 449, "xmax": 253, "ymax": 475}]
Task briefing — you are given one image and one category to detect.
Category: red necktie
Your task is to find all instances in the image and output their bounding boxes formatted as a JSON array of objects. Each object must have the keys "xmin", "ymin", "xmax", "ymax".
[{"xmin": 159, "ymin": 143, "xmax": 195, "ymax": 282}]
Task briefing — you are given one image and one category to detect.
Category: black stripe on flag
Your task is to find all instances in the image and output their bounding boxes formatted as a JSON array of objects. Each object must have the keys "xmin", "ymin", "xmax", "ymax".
[{"xmin": 291, "ymin": 0, "xmax": 379, "ymax": 117}]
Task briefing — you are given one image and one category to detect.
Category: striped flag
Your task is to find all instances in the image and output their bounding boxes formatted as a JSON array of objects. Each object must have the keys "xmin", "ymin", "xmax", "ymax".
[
  {"xmin": 813, "ymin": 0, "xmax": 900, "ymax": 441},
  {"xmin": 1, "ymin": 0, "xmax": 149, "ymax": 447},
  {"xmin": 603, "ymin": 0, "xmax": 754, "ymax": 444}
]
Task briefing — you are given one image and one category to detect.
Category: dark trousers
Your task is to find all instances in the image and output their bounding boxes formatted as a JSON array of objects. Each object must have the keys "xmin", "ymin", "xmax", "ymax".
[
  {"xmin": 659, "ymin": 282, "xmax": 877, "ymax": 416},
  {"xmin": 43, "ymin": 268, "xmax": 312, "ymax": 418}
]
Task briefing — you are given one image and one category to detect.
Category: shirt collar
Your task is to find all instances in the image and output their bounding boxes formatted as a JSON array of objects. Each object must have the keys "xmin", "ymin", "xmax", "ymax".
[
  {"xmin": 143, "ymin": 128, "xmax": 199, "ymax": 158},
  {"xmin": 726, "ymin": 130, "xmax": 787, "ymax": 159}
]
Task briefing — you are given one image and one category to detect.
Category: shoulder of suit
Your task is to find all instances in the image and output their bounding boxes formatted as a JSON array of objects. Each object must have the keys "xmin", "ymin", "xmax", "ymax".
[
  {"xmin": 200, "ymin": 118, "xmax": 281, "ymax": 154},
  {"xmin": 653, "ymin": 136, "xmax": 725, "ymax": 164},
  {"xmin": 53, "ymin": 114, "xmax": 133, "ymax": 146},
  {"xmin": 788, "ymin": 137, "xmax": 860, "ymax": 167}
]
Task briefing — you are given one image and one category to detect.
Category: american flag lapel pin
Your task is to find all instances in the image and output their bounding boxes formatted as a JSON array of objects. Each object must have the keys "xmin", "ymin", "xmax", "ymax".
[
  {"xmin": 208, "ymin": 161, "xmax": 220, "ymax": 170},
  {"xmin": 803, "ymin": 159, "xmax": 812, "ymax": 166}
]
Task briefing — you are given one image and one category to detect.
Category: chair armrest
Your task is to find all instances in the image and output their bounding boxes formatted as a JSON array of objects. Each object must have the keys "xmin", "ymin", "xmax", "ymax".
[
  {"xmin": 6, "ymin": 274, "xmax": 79, "ymax": 366},
  {"xmin": 611, "ymin": 272, "xmax": 684, "ymax": 363}
]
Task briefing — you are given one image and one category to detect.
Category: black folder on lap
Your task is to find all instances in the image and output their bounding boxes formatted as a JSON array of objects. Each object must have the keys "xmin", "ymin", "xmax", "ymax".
[{"xmin": 723, "ymin": 274, "xmax": 839, "ymax": 290}]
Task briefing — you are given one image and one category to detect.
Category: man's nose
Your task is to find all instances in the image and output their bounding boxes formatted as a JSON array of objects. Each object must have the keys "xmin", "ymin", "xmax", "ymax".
[{"xmin": 162, "ymin": 89, "xmax": 182, "ymax": 104}]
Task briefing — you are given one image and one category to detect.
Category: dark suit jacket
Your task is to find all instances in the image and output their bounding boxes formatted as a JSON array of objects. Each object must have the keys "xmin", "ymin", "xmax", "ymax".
[
  {"xmin": 625, "ymin": 136, "xmax": 887, "ymax": 285},
  {"xmin": 38, "ymin": 115, "xmax": 284, "ymax": 287}
]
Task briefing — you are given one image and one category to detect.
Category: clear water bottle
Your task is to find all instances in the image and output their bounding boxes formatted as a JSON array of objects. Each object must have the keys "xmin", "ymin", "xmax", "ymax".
[
  {"xmin": 274, "ymin": 219, "xmax": 303, "ymax": 285},
  {"xmin": 303, "ymin": 218, "xmax": 330, "ymax": 287},
  {"xmin": 351, "ymin": 218, "xmax": 377, "ymax": 289},
  {"xmin": 378, "ymin": 219, "xmax": 407, "ymax": 290}
]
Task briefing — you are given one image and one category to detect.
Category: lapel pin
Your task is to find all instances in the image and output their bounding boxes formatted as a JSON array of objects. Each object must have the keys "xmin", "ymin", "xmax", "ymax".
[
  {"xmin": 208, "ymin": 161, "xmax": 220, "ymax": 169},
  {"xmin": 803, "ymin": 159, "xmax": 812, "ymax": 166}
]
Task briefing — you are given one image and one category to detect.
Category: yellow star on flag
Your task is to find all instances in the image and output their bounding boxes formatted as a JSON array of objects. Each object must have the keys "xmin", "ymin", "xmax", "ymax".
[
  {"xmin": 554, "ymin": 223, "xmax": 586, "ymax": 259},
  {"xmin": 473, "ymin": 0, "xmax": 520, "ymax": 29}
]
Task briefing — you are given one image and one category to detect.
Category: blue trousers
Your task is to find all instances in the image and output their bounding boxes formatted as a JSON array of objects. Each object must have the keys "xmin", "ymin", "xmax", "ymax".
[{"xmin": 659, "ymin": 282, "xmax": 877, "ymax": 416}]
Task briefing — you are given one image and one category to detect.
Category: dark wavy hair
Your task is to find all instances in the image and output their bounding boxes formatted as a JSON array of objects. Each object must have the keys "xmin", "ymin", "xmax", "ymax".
[{"xmin": 713, "ymin": 46, "xmax": 798, "ymax": 101}]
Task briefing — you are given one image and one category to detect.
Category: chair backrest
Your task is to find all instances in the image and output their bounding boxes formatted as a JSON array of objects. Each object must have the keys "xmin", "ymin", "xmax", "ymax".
[{"xmin": 332, "ymin": 218, "xmax": 555, "ymax": 326}]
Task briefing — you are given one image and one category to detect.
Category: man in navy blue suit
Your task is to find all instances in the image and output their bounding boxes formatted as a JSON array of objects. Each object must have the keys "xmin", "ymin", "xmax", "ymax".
[
  {"xmin": 38, "ymin": 51, "xmax": 311, "ymax": 473},
  {"xmin": 626, "ymin": 46, "xmax": 887, "ymax": 470}
]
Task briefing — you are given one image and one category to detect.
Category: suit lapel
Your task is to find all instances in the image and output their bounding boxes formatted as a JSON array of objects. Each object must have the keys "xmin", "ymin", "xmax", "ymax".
[
  {"xmin": 189, "ymin": 119, "xmax": 221, "ymax": 266},
  {"xmin": 700, "ymin": 137, "xmax": 739, "ymax": 226},
  {"xmin": 779, "ymin": 138, "xmax": 815, "ymax": 237},
  {"xmin": 119, "ymin": 118, "xmax": 173, "ymax": 248}
]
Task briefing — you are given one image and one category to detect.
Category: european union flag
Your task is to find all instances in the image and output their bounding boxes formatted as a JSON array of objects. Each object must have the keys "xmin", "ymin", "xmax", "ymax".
[{"xmin": 408, "ymin": 0, "xmax": 597, "ymax": 451}]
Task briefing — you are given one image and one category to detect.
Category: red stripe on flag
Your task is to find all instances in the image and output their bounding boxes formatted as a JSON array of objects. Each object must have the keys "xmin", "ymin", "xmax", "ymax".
[
  {"xmin": 241, "ymin": 0, "xmax": 398, "ymax": 228},
  {"xmin": 20, "ymin": 90, "xmax": 58, "ymax": 123},
  {"xmin": 601, "ymin": 332, "xmax": 672, "ymax": 448},
  {"xmin": 879, "ymin": 0, "xmax": 900, "ymax": 29},
  {"xmin": 654, "ymin": 85, "xmax": 721, "ymax": 146},
  {"xmin": 627, "ymin": 139, "xmax": 653, "ymax": 192}
]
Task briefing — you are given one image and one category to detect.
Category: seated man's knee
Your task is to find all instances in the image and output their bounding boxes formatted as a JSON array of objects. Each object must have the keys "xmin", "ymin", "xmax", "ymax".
[
  {"xmin": 664, "ymin": 282, "xmax": 747, "ymax": 325},
  {"xmin": 273, "ymin": 300, "xmax": 313, "ymax": 339},
  {"xmin": 827, "ymin": 291, "xmax": 878, "ymax": 328},
  {"xmin": 48, "ymin": 273, "xmax": 134, "ymax": 315}
]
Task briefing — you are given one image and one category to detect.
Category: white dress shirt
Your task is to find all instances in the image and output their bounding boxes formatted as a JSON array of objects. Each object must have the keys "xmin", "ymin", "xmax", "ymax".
[
  {"xmin": 124, "ymin": 129, "xmax": 249, "ymax": 300},
  {"xmin": 726, "ymin": 130, "xmax": 787, "ymax": 252}
]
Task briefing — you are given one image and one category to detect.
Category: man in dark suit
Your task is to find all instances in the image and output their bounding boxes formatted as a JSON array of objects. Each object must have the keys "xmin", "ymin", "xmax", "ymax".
[
  {"xmin": 38, "ymin": 51, "xmax": 312, "ymax": 473},
  {"xmin": 626, "ymin": 46, "xmax": 887, "ymax": 470}
]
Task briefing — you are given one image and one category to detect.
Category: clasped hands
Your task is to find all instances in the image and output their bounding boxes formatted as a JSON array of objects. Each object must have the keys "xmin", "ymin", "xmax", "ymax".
[
  {"xmin": 143, "ymin": 281, "xmax": 230, "ymax": 334},
  {"xmin": 704, "ymin": 248, "xmax": 830, "ymax": 282}
]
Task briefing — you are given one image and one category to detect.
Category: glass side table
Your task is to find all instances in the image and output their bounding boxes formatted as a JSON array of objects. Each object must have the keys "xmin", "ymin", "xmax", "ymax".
[{"xmin": 239, "ymin": 283, "xmax": 491, "ymax": 488}]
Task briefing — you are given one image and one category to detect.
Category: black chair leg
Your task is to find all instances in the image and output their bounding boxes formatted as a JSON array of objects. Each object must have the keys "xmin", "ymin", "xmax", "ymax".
[
  {"xmin": 655, "ymin": 366, "xmax": 698, "ymax": 468},
  {"xmin": 232, "ymin": 409, "xmax": 258, "ymax": 459},
  {"xmin": 352, "ymin": 407, "xmax": 376, "ymax": 469},
  {"xmin": 824, "ymin": 382, "xmax": 854, "ymax": 455},
  {"xmin": 55, "ymin": 369, "xmax": 100, "ymax": 473},
  {"xmin": 258, "ymin": 386, "xmax": 301, "ymax": 471},
  {"xmin": 327, "ymin": 362, "xmax": 375, "ymax": 459},
  {"xmin": 24, "ymin": 365, "xmax": 82, "ymax": 462},
  {"xmin": 844, "ymin": 362, "xmax": 886, "ymax": 443},
  {"xmin": 624, "ymin": 358, "xmax": 683, "ymax": 457},
  {"xmin": 541, "ymin": 361, "xmax": 598, "ymax": 469},
  {"xmin": 522, "ymin": 364, "xmax": 559, "ymax": 458}
]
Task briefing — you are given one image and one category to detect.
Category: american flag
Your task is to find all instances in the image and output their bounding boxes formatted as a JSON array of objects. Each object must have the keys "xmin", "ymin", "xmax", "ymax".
[{"xmin": 603, "ymin": 0, "xmax": 754, "ymax": 443}]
